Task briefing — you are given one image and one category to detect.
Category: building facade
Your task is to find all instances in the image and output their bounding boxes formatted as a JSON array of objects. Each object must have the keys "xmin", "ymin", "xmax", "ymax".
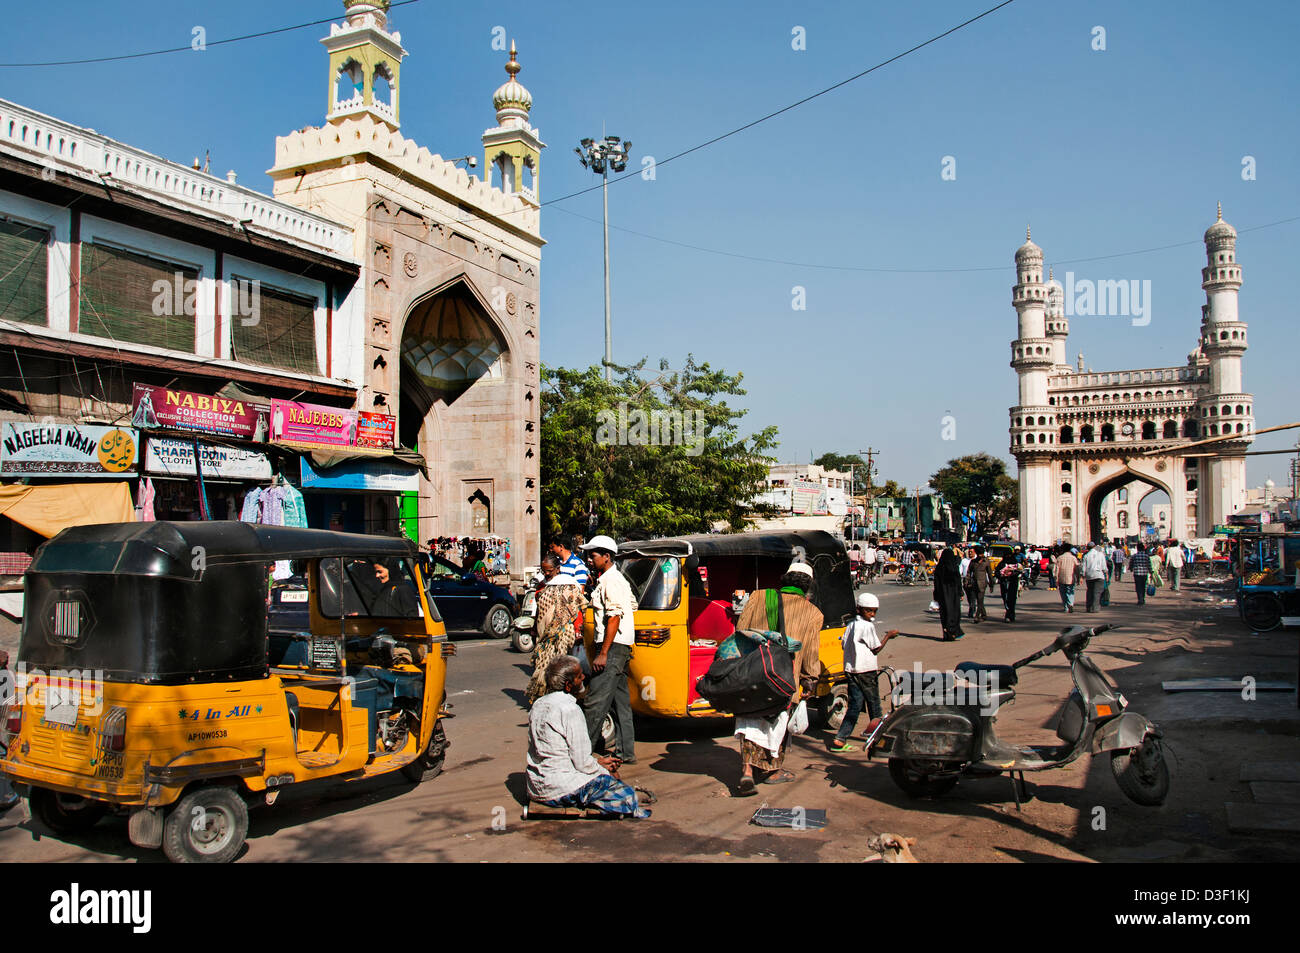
[
  {"xmin": 269, "ymin": 1, "xmax": 543, "ymax": 566},
  {"xmin": 0, "ymin": 0, "xmax": 543, "ymax": 572},
  {"xmin": 1010, "ymin": 211, "xmax": 1253, "ymax": 544}
]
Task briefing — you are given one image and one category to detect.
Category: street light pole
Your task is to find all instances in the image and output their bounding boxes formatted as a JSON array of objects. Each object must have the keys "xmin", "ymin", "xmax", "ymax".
[
  {"xmin": 575, "ymin": 135, "xmax": 632, "ymax": 382},
  {"xmin": 602, "ymin": 161, "xmax": 612, "ymax": 382}
]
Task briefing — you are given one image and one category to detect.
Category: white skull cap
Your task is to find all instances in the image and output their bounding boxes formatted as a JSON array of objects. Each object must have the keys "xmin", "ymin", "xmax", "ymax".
[{"xmin": 786, "ymin": 562, "xmax": 813, "ymax": 578}]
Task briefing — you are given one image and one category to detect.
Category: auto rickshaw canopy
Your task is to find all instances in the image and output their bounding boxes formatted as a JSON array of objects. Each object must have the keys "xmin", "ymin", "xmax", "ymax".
[
  {"xmin": 22, "ymin": 521, "xmax": 421, "ymax": 685},
  {"xmin": 617, "ymin": 530, "xmax": 855, "ymax": 628}
]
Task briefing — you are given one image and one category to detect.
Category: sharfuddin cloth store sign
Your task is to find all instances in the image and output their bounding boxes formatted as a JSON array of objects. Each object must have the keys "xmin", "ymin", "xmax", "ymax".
[{"xmin": 0, "ymin": 423, "xmax": 138, "ymax": 476}]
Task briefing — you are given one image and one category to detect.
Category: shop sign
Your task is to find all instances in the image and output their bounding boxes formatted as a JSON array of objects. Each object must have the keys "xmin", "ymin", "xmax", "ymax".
[
  {"xmin": 356, "ymin": 412, "xmax": 396, "ymax": 449},
  {"xmin": 146, "ymin": 438, "xmax": 272, "ymax": 481},
  {"xmin": 0, "ymin": 422, "xmax": 137, "ymax": 476},
  {"xmin": 132, "ymin": 384, "xmax": 270, "ymax": 441},
  {"xmin": 300, "ymin": 457, "xmax": 420, "ymax": 492},
  {"xmin": 270, "ymin": 399, "xmax": 395, "ymax": 452}
]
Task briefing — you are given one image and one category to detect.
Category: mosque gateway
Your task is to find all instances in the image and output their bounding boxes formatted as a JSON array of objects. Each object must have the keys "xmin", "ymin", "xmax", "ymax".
[{"xmin": 1009, "ymin": 208, "xmax": 1252, "ymax": 544}]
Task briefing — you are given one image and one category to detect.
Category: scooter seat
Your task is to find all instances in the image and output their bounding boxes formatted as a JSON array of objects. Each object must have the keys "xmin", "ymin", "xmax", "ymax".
[{"xmin": 955, "ymin": 661, "xmax": 1018, "ymax": 688}]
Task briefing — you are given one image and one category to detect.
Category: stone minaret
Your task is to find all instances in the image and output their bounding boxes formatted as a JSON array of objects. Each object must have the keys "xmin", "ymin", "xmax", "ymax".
[
  {"xmin": 323, "ymin": 0, "xmax": 407, "ymax": 129},
  {"xmin": 482, "ymin": 42, "xmax": 545, "ymax": 206},
  {"xmin": 1010, "ymin": 228, "xmax": 1055, "ymax": 542},
  {"xmin": 1197, "ymin": 205, "xmax": 1253, "ymax": 533},
  {"xmin": 1045, "ymin": 267, "xmax": 1069, "ymax": 368}
]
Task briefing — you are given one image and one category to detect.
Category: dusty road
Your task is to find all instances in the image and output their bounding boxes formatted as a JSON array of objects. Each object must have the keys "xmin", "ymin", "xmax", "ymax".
[{"xmin": 2, "ymin": 573, "xmax": 1297, "ymax": 863}]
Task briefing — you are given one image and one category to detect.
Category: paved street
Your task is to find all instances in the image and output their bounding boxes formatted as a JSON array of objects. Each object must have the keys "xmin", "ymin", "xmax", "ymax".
[{"xmin": 3, "ymin": 572, "xmax": 1297, "ymax": 863}]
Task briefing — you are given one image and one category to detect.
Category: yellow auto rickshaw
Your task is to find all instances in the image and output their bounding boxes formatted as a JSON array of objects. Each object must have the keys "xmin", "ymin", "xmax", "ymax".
[
  {"xmin": 1, "ymin": 521, "xmax": 452, "ymax": 863},
  {"xmin": 582, "ymin": 530, "xmax": 857, "ymax": 729}
]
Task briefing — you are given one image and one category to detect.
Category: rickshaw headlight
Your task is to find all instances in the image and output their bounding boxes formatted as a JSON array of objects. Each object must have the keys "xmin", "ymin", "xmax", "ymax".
[{"xmin": 634, "ymin": 626, "xmax": 670, "ymax": 646}]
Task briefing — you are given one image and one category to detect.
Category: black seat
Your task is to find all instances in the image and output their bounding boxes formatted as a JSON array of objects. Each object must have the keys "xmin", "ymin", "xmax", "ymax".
[{"xmin": 955, "ymin": 661, "xmax": 1018, "ymax": 688}]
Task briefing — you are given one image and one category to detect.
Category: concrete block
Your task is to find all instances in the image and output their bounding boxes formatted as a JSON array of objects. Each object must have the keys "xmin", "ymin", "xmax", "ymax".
[{"xmin": 1225, "ymin": 802, "xmax": 1300, "ymax": 834}]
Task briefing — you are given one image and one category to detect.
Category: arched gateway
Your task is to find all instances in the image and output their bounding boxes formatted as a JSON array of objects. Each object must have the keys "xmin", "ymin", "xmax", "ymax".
[{"xmin": 1010, "ymin": 210, "xmax": 1253, "ymax": 544}]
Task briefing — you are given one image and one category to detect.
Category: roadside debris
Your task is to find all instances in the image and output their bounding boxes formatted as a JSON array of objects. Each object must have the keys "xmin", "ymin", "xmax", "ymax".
[{"xmin": 750, "ymin": 807, "xmax": 827, "ymax": 830}]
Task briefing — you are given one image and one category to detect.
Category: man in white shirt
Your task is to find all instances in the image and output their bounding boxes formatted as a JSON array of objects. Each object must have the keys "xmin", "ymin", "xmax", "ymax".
[
  {"xmin": 1081, "ymin": 541, "xmax": 1110, "ymax": 612},
  {"xmin": 527, "ymin": 656, "xmax": 649, "ymax": 818},
  {"xmin": 1165, "ymin": 538, "xmax": 1185, "ymax": 591},
  {"xmin": 862, "ymin": 542, "xmax": 879, "ymax": 580},
  {"xmin": 579, "ymin": 534, "xmax": 638, "ymax": 763},
  {"xmin": 829, "ymin": 592, "xmax": 898, "ymax": 752}
]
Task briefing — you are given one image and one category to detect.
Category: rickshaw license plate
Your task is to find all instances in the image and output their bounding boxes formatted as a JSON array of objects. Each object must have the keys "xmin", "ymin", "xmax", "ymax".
[
  {"xmin": 280, "ymin": 590, "xmax": 308, "ymax": 603},
  {"xmin": 44, "ymin": 684, "xmax": 79, "ymax": 727}
]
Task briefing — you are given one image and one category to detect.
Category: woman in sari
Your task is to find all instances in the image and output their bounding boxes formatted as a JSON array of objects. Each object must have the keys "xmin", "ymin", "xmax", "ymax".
[
  {"xmin": 1149, "ymin": 545, "xmax": 1165, "ymax": 593},
  {"xmin": 525, "ymin": 554, "xmax": 590, "ymax": 706}
]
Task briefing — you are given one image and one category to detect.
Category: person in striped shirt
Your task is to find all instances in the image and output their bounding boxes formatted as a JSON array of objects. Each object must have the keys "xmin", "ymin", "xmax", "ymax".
[
  {"xmin": 550, "ymin": 535, "xmax": 590, "ymax": 588},
  {"xmin": 1128, "ymin": 543, "xmax": 1152, "ymax": 605}
]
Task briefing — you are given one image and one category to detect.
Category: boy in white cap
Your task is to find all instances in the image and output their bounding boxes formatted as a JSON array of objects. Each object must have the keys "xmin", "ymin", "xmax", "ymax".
[{"xmin": 829, "ymin": 592, "xmax": 898, "ymax": 752}]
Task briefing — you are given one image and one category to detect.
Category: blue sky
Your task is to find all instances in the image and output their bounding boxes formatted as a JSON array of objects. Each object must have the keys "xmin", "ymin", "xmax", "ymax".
[{"xmin": 3, "ymin": 0, "xmax": 1297, "ymax": 493}]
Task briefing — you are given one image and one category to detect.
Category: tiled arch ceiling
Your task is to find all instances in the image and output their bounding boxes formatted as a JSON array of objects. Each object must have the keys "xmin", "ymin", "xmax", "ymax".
[{"xmin": 402, "ymin": 283, "xmax": 506, "ymax": 395}]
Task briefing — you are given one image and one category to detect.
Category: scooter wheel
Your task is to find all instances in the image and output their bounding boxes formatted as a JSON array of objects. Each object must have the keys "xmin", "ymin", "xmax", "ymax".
[
  {"xmin": 1110, "ymin": 739, "xmax": 1170, "ymax": 806},
  {"xmin": 888, "ymin": 759, "xmax": 959, "ymax": 798},
  {"xmin": 511, "ymin": 628, "xmax": 535, "ymax": 653}
]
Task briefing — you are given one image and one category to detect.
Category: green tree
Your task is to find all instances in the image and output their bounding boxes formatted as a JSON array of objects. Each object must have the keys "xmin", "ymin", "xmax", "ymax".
[
  {"xmin": 930, "ymin": 453, "xmax": 1018, "ymax": 533},
  {"xmin": 541, "ymin": 357, "xmax": 778, "ymax": 539}
]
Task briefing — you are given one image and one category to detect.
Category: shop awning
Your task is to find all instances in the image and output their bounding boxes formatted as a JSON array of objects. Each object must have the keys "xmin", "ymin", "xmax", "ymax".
[{"xmin": 0, "ymin": 482, "xmax": 135, "ymax": 537}]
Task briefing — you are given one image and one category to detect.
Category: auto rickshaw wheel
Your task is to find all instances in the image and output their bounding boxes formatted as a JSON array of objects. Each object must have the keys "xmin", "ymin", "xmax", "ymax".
[
  {"xmin": 1239, "ymin": 592, "xmax": 1283, "ymax": 632},
  {"xmin": 401, "ymin": 719, "xmax": 448, "ymax": 783},
  {"xmin": 817, "ymin": 686, "xmax": 850, "ymax": 732},
  {"xmin": 30, "ymin": 787, "xmax": 108, "ymax": 834},
  {"xmin": 162, "ymin": 786, "xmax": 248, "ymax": 864}
]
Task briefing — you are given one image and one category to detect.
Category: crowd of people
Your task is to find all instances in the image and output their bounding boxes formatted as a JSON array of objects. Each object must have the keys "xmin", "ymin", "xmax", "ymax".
[{"xmin": 519, "ymin": 529, "xmax": 1199, "ymax": 820}]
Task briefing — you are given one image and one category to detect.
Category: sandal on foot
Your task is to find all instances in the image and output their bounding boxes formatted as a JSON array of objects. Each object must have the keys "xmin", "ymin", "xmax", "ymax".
[
  {"xmin": 736, "ymin": 776, "xmax": 757, "ymax": 797},
  {"xmin": 828, "ymin": 740, "xmax": 857, "ymax": 752},
  {"xmin": 762, "ymin": 769, "xmax": 796, "ymax": 784}
]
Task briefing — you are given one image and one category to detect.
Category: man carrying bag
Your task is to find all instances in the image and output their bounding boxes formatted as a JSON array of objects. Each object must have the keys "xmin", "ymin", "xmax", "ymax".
[{"xmin": 698, "ymin": 561, "xmax": 823, "ymax": 796}]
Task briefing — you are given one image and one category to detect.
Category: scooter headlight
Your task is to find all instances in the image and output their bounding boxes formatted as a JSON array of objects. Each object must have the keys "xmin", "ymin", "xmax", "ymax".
[{"xmin": 1117, "ymin": 693, "xmax": 1128, "ymax": 708}]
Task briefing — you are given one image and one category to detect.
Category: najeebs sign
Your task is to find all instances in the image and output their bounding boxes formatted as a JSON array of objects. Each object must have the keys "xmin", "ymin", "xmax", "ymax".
[
  {"xmin": 0, "ymin": 423, "xmax": 138, "ymax": 476},
  {"xmin": 145, "ymin": 438, "xmax": 272, "ymax": 481}
]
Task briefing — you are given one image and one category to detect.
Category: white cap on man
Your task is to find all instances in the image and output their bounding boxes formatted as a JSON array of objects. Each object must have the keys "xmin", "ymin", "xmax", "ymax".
[
  {"xmin": 856, "ymin": 592, "xmax": 879, "ymax": 609},
  {"xmin": 580, "ymin": 535, "xmax": 618, "ymax": 553},
  {"xmin": 786, "ymin": 562, "xmax": 813, "ymax": 578}
]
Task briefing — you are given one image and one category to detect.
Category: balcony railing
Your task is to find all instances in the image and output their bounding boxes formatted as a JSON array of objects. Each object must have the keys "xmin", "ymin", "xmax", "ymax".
[{"xmin": 0, "ymin": 98, "xmax": 353, "ymax": 259}]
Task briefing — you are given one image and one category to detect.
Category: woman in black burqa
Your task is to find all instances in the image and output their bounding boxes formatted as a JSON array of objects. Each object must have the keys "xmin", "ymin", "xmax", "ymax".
[{"xmin": 933, "ymin": 545, "xmax": 965, "ymax": 641}]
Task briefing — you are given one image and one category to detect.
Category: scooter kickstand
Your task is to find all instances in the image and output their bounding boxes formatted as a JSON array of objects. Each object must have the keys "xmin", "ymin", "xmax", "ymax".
[{"xmin": 1008, "ymin": 771, "xmax": 1026, "ymax": 812}]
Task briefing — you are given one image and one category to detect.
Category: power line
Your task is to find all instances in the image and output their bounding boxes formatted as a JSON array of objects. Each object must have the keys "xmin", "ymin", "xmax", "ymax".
[
  {"xmin": 552, "ymin": 205, "xmax": 1300, "ymax": 274},
  {"xmin": 0, "ymin": 0, "xmax": 427, "ymax": 68},
  {"xmin": 537, "ymin": 0, "xmax": 1019, "ymax": 211}
]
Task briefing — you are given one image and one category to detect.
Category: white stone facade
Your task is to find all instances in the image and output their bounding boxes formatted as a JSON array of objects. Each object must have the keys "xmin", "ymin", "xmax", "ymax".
[{"xmin": 1011, "ymin": 212, "xmax": 1252, "ymax": 544}]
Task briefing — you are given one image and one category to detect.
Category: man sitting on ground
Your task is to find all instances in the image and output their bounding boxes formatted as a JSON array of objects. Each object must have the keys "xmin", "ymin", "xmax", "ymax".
[{"xmin": 526, "ymin": 656, "xmax": 650, "ymax": 819}]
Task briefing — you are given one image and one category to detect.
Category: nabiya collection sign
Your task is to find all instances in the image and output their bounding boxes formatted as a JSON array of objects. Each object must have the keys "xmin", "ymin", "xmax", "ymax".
[
  {"xmin": 132, "ymin": 384, "xmax": 270, "ymax": 441},
  {"xmin": 0, "ymin": 423, "xmax": 138, "ymax": 476}
]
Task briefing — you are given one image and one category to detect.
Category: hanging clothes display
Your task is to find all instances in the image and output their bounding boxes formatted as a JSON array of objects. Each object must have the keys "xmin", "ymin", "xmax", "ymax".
[{"xmin": 135, "ymin": 477, "xmax": 156, "ymax": 522}]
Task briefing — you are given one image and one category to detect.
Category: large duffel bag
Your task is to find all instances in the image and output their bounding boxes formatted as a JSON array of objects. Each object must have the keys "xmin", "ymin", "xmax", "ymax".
[{"xmin": 695, "ymin": 636, "xmax": 797, "ymax": 716}]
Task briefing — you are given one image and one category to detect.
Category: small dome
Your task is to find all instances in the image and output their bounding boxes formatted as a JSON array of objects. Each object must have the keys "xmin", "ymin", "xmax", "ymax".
[
  {"xmin": 493, "ymin": 42, "xmax": 532, "ymax": 119},
  {"xmin": 1016, "ymin": 225, "xmax": 1042, "ymax": 262},
  {"xmin": 1204, "ymin": 203, "xmax": 1236, "ymax": 242}
]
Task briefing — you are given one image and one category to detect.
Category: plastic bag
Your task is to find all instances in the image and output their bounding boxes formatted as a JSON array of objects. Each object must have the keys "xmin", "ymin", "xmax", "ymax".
[
  {"xmin": 787, "ymin": 700, "xmax": 809, "ymax": 736},
  {"xmin": 1147, "ymin": 584, "xmax": 1157, "ymax": 596}
]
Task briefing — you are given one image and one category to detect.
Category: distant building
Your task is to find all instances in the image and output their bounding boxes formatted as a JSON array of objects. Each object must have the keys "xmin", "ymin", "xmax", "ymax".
[
  {"xmin": 863, "ymin": 493, "xmax": 953, "ymax": 539},
  {"xmin": 746, "ymin": 462, "xmax": 850, "ymax": 534}
]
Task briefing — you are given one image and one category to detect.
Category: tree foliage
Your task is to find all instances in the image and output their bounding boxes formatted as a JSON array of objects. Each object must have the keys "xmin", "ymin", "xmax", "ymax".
[
  {"xmin": 930, "ymin": 453, "xmax": 1019, "ymax": 532},
  {"xmin": 540, "ymin": 357, "xmax": 778, "ymax": 539}
]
